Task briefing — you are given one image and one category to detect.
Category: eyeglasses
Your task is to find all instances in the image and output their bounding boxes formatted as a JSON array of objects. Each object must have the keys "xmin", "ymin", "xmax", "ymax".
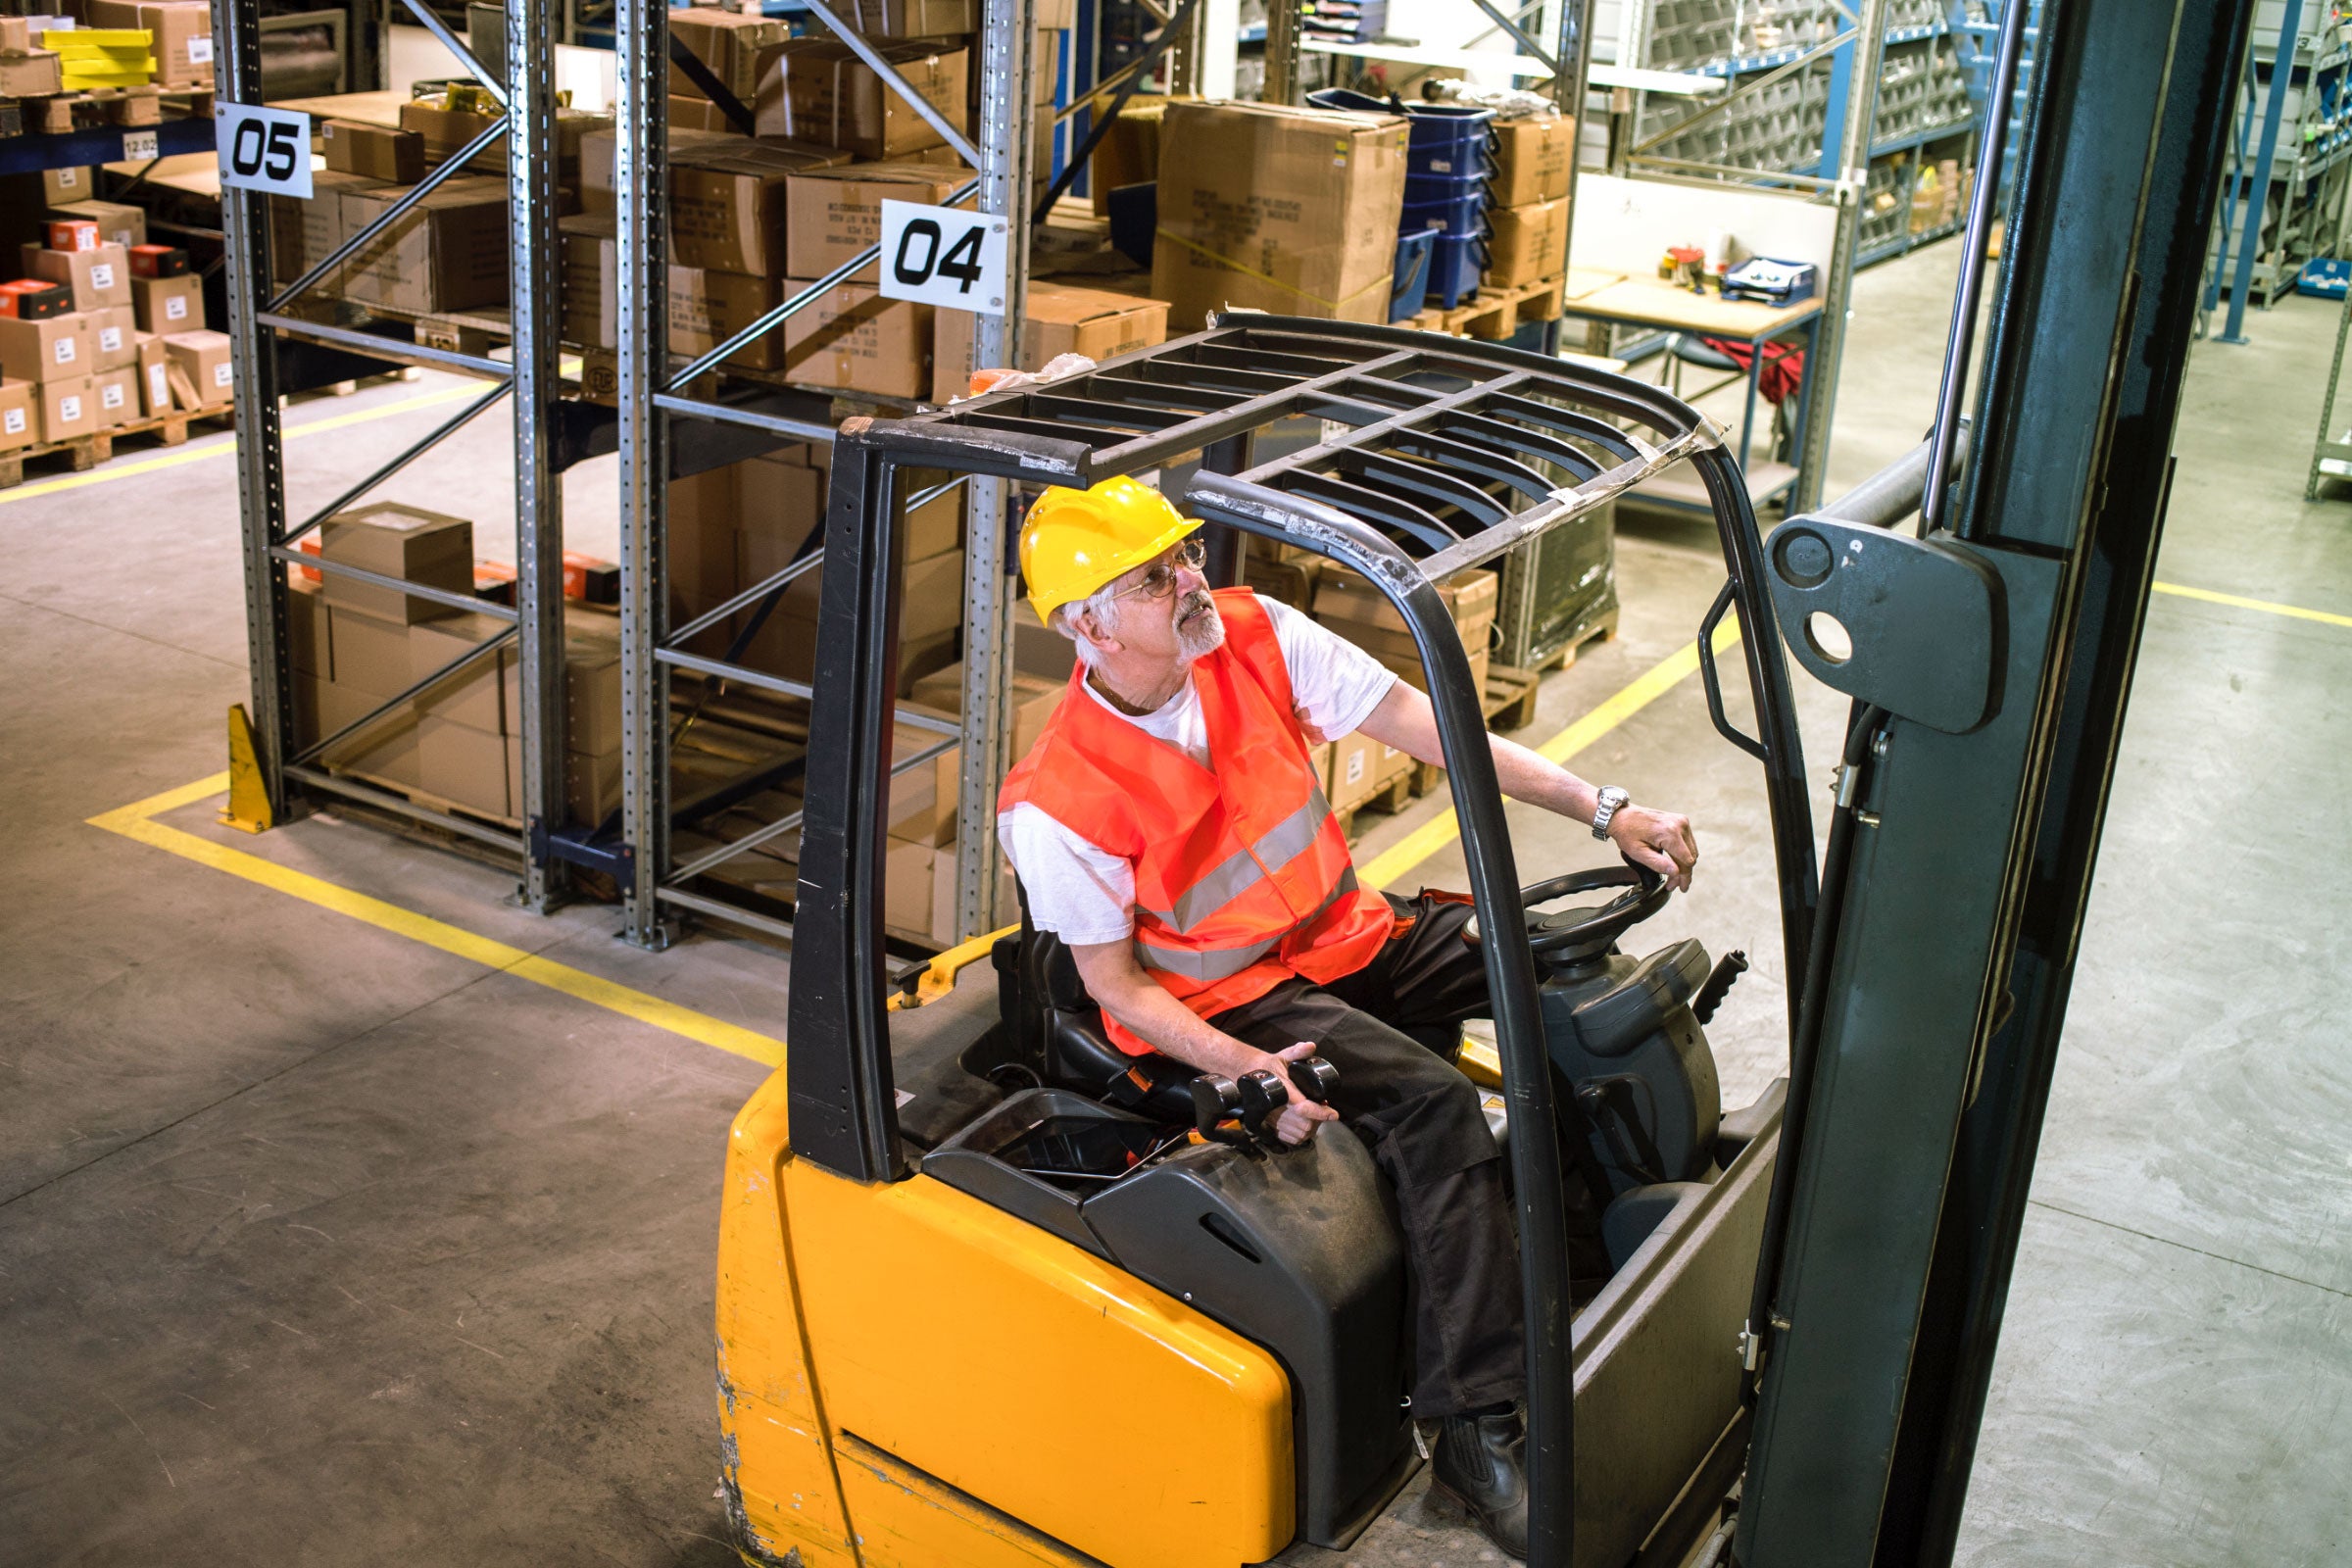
[{"xmin": 1106, "ymin": 537, "xmax": 1207, "ymax": 604}]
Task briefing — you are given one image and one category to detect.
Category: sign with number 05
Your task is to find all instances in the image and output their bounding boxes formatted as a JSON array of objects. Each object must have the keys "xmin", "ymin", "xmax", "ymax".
[
  {"xmin": 877, "ymin": 200, "xmax": 1007, "ymax": 312},
  {"xmin": 215, "ymin": 104, "xmax": 313, "ymax": 198}
]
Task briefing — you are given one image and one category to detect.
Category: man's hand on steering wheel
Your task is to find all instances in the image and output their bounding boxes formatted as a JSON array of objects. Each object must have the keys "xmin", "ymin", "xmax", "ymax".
[
  {"xmin": 1259, "ymin": 1042, "xmax": 1342, "ymax": 1146},
  {"xmin": 1610, "ymin": 806, "xmax": 1698, "ymax": 893}
]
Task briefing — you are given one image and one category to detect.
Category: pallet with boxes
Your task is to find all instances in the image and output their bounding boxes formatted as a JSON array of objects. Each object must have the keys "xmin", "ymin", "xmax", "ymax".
[{"xmin": 1, "ymin": 214, "xmax": 233, "ymax": 484}]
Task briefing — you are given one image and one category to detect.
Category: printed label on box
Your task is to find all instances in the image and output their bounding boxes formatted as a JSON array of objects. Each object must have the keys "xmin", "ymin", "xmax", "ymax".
[
  {"xmin": 61, "ymin": 395, "xmax": 82, "ymax": 421},
  {"xmin": 1344, "ymin": 751, "xmax": 1365, "ymax": 785},
  {"xmin": 3, "ymin": 410, "xmax": 23, "ymax": 435},
  {"xmin": 166, "ymin": 297, "xmax": 188, "ymax": 320},
  {"xmin": 56, "ymin": 169, "xmax": 80, "ymax": 190},
  {"xmin": 188, "ymin": 34, "xmax": 213, "ymax": 63},
  {"xmin": 91, "ymin": 264, "xmax": 116, "ymax": 289},
  {"xmin": 54, "ymin": 338, "xmax": 76, "ymax": 366},
  {"xmin": 214, "ymin": 362, "xmax": 233, "ymax": 388},
  {"xmin": 102, "ymin": 382, "xmax": 125, "ymax": 410},
  {"xmin": 100, "ymin": 326, "xmax": 123, "ymax": 351},
  {"xmin": 147, "ymin": 366, "xmax": 167, "ymax": 402}
]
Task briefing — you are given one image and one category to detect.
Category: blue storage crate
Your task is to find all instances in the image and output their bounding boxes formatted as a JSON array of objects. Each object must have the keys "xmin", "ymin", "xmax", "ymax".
[
  {"xmin": 1403, "ymin": 168, "xmax": 1493, "ymax": 207},
  {"xmin": 1426, "ymin": 231, "xmax": 1489, "ymax": 309},
  {"xmin": 2297, "ymin": 257, "xmax": 2350, "ymax": 298},
  {"xmin": 1402, "ymin": 187, "xmax": 1492, "ymax": 238},
  {"xmin": 1391, "ymin": 229, "xmax": 1437, "ymax": 321},
  {"xmin": 1307, "ymin": 88, "xmax": 1496, "ymax": 178}
]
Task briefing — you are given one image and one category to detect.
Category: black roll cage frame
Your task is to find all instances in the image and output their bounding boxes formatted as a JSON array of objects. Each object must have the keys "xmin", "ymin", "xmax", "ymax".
[{"xmin": 782, "ymin": 314, "xmax": 1822, "ymax": 1568}]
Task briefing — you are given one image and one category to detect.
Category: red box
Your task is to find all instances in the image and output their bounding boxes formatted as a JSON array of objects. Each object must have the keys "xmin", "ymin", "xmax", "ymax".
[
  {"xmin": 46, "ymin": 220, "xmax": 101, "ymax": 253},
  {"xmin": 0, "ymin": 280, "xmax": 74, "ymax": 320},
  {"xmin": 561, "ymin": 551, "xmax": 618, "ymax": 604},
  {"xmin": 296, "ymin": 537, "xmax": 322, "ymax": 584},
  {"xmin": 128, "ymin": 243, "xmax": 190, "ymax": 278},
  {"xmin": 474, "ymin": 559, "xmax": 517, "ymax": 604}
]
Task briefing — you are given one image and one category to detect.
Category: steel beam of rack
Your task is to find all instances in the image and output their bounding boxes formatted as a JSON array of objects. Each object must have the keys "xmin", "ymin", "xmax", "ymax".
[
  {"xmin": 614, "ymin": 0, "xmax": 1050, "ymax": 951},
  {"xmin": 222, "ymin": 0, "xmax": 572, "ymax": 907}
]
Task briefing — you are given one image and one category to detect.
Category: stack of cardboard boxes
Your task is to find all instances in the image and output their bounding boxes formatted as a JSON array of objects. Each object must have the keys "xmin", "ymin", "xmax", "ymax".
[
  {"xmin": 294, "ymin": 502, "xmax": 623, "ymax": 825},
  {"xmin": 1482, "ymin": 114, "xmax": 1579, "ymax": 296},
  {"xmin": 1311, "ymin": 563, "xmax": 1498, "ymax": 814},
  {"xmin": 1, "ymin": 218, "xmax": 227, "ymax": 449}
]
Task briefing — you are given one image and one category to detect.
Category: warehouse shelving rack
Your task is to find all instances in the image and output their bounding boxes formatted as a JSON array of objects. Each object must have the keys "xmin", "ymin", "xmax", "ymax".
[
  {"xmin": 2207, "ymin": 0, "xmax": 2352, "ymax": 340},
  {"xmin": 222, "ymin": 0, "xmax": 586, "ymax": 913}
]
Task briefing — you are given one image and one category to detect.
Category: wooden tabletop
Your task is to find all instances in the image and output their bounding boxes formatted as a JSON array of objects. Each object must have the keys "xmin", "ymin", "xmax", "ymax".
[{"xmin": 1558, "ymin": 270, "xmax": 1822, "ymax": 340}]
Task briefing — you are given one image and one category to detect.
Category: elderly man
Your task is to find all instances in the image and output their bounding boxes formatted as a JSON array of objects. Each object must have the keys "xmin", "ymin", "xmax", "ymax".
[{"xmin": 996, "ymin": 475, "xmax": 1698, "ymax": 1559}]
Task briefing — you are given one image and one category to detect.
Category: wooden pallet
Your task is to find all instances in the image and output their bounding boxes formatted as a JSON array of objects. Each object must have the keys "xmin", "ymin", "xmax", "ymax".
[
  {"xmin": 0, "ymin": 405, "xmax": 233, "ymax": 490},
  {"xmin": 1519, "ymin": 604, "xmax": 1621, "ymax": 674},
  {"xmin": 1409, "ymin": 275, "xmax": 1567, "ymax": 341}
]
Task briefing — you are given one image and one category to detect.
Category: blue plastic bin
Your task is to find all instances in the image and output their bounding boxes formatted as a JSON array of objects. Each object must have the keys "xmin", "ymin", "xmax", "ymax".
[
  {"xmin": 1306, "ymin": 88, "xmax": 1496, "ymax": 177},
  {"xmin": 1403, "ymin": 168, "xmax": 1494, "ymax": 207},
  {"xmin": 1425, "ymin": 231, "xmax": 1490, "ymax": 310},
  {"xmin": 1402, "ymin": 191, "xmax": 1492, "ymax": 238},
  {"xmin": 1390, "ymin": 229, "xmax": 1438, "ymax": 321}
]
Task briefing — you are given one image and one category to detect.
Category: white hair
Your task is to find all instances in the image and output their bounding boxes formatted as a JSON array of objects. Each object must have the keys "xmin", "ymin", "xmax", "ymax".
[{"xmin": 1050, "ymin": 583, "xmax": 1121, "ymax": 671}]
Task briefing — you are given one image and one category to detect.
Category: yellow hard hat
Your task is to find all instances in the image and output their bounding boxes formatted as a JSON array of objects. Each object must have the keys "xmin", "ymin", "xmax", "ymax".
[{"xmin": 1018, "ymin": 475, "xmax": 1200, "ymax": 621}]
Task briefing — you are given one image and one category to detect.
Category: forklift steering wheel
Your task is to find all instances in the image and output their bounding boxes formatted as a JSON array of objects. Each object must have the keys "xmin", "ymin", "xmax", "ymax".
[{"xmin": 1465, "ymin": 860, "xmax": 1672, "ymax": 959}]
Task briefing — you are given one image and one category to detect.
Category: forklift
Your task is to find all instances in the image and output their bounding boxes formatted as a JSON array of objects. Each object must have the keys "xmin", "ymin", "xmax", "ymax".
[{"xmin": 705, "ymin": 0, "xmax": 2247, "ymax": 1561}]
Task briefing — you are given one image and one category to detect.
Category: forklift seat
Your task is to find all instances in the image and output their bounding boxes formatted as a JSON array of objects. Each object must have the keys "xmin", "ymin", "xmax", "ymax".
[{"xmin": 992, "ymin": 906, "xmax": 1203, "ymax": 1123}]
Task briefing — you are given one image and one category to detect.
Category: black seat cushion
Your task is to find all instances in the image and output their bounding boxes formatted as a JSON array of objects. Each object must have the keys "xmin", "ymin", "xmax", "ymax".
[{"xmin": 994, "ymin": 881, "xmax": 1201, "ymax": 1123}]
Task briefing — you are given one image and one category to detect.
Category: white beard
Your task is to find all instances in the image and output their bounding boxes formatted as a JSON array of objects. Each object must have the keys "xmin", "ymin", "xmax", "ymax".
[{"xmin": 1173, "ymin": 591, "xmax": 1226, "ymax": 661}]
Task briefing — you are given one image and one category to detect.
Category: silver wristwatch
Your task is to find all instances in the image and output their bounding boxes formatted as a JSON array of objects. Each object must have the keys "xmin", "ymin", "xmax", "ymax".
[{"xmin": 1591, "ymin": 786, "xmax": 1631, "ymax": 841}]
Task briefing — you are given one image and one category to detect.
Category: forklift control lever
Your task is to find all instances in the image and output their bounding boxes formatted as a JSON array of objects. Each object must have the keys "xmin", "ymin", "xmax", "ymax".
[{"xmin": 1190, "ymin": 1058, "xmax": 1340, "ymax": 1152}]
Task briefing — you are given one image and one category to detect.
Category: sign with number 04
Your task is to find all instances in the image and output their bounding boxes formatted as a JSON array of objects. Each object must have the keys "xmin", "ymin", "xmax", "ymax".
[
  {"xmin": 215, "ymin": 104, "xmax": 313, "ymax": 199},
  {"xmin": 877, "ymin": 200, "xmax": 1007, "ymax": 312}
]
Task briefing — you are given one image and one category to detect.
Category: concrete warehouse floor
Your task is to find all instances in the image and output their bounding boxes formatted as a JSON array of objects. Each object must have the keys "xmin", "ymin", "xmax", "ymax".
[{"xmin": 2, "ymin": 239, "xmax": 2346, "ymax": 1567}]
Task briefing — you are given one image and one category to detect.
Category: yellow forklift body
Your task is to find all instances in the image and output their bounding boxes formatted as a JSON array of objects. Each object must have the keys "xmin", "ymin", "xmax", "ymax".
[{"xmin": 716, "ymin": 1064, "xmax": 1298, "ymax": 1568}]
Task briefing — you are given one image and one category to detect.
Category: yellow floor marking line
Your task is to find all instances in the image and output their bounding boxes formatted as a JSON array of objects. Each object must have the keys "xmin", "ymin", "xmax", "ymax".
[
  {"xmin": 1, "ymin": 384, "xmax": 482, "ymax": 508},
  {"xmin": 1358, "ymin": 616, "xmax": 1743, "ymax": 891},
  {"xmin": 87, "ymin": 773, "xmax": 786, "ymax": 1071},
  {"xmin": 2152, "ymin": 580, "xmax": 2352, "ymax": 630}
]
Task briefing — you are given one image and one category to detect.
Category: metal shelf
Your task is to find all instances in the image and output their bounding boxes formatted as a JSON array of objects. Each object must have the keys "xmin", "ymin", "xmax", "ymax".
[
  {"xmin": 0, "ymin": 113, "xmax": 214, "ymax": 175},
  {"xmin": 1871, "ymin": 116, "xmax": 1976, "ymax": 157}
]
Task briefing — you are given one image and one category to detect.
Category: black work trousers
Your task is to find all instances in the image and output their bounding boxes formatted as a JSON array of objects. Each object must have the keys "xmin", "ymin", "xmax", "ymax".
[{"xmin": 1207, "ymin": 892, "xmax": 1523, "ymax": 1418}]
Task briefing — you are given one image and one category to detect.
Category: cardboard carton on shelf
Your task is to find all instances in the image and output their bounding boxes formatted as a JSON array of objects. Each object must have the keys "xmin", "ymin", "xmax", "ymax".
[
  {"xmin": 778, "ymin": 278, "xmax": 933, "ymax": 401},
  {"xmin": 557, "ymin": 214, "xmax": 616, "ymax": 351},
  {"xmin": 755, "ymin": 38, "xmax": 968, "ymax": 162},
  {"xmin": 397, "ymin": 95, "xmax": 612, "ymax": 178},
  {"xmin": 318, "ymin": 501, "xmax": 473, "ymax": 625},
  {"xmin": 131, "ymin": 272, "xmax": 203, "ymax": 333},
  {"xmin": 668, "ymin": 139, "xmax": 851, "ymax": 276},
  {"xmin": 92, "ymin": 365, "xmax": 138, "ymax": 425},
  {"xmin": 87, "ymin": 305, "xmax": 136, "ymax": 371},
  {"xmin": 417, "ymin": 715, "xmax": 520, "ymax": 819},
  {"xmin": 286, "ymin": 577, "xmax": 330, "ymax": 680},
  {"xmin": 1487, "ymin": 196, "xmax": 1570, "ymax": 288},
  {"xmin": 45, "ymin": 218, "xmax": 100, "ymax": 253},
  {"xmin": 409, "ymin": 610, "xmax": 515, "ymax": 734},
  {"xmin": 0, "ymin": 44, "xmax": 64, "ymax": 98},
  {"xmin": 1313, "ymin": 564, "xmax": 1498, "ymax": 656},
  {"xmin": 1150, "ymin": 101, "xmax": 1408, "ymax": 331},
  {"xmin": 295, "ymin": 672, "xmax": 423, "ymax": 788},
  {"xmin": 1329, "ymin": 725, "xmax": 1417, "ymax": 814},
  {"xmin": 0, "ymin": 281, "xmax": 74, "ymax": 320},
  {"xmin": 338, "ymin": 175, "xmax": 510, "ymax": 315},
  {"xmin": 667, "ymin": 6, "xmax": 792, "ymax": 104},
  {"xmin": 321, "ymin": 119, "xmax": 426, "ymax": 183},
  {"xmin": 41, "ymin": 167, "xmax": 90, "ymax": 207},
  {"xmin": 34, "ymin": 375, "xmax": 98, "ymax": 444},
  {"xmin": 1489, "ymin": 115, "xmax": 1575, "ymax": 207},
  {"xmin": 134, "ymin": 333, "xmax": 169, "ymax": 416},
  {"xmin": 49, "ymin": 199, "xmax": 147, "ymax": 251},
  {"xmin": 0, "ymin": 314, "xmax": 93, "ymax": 384},
  {"xmin": 1085, "ymin": 93, "xmax": 1172, "ymax": 219},
  {"xmin": 906, "ymin": 660, "xmax": 1067, "ymax": 766},
  {"xmin": 854, "ymin": 0, "xmax": 975, "ymax": 40},
  {"xmin": 668, "ymin": 266, "xmax": 787, "ymax": 373},
  {"xmin": 161, "ymin": 329, "xmax": 233, "ymax": 410},
  {"xmin": 578, "ymin": 125, "xmax": 744, "ymax": 218},
  {"xmin": 783, "ymin": 159, "xmax": 968, "ymax": 279},
  {"xmin": 0, "ymin": 380, "xmax": 35, "ymax": 452},
  {"xmin": 932, "ymin": 278, "xmax": 1170, "ymax": 404},
  {"xmin": 22, "ymin": 242, "xmax": 132, "ymax": 312},
  {"xmin": 84, "ymin": 0, "xmax": 212, "ymax": 85}
]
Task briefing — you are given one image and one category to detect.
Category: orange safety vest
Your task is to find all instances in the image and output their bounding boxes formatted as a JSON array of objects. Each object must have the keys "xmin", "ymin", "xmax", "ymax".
[{"xmin": 999, "ymin": 589, "xmax": 1397, "ymax": 1054}]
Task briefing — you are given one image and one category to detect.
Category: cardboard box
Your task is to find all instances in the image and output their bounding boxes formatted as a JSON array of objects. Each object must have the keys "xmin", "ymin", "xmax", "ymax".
[
  {"xmin": 779, "ymin": 277, "xmax": 932, "ymax": 399},
  {"xmin": 669, "ymin": 265, "xmax": 786, "ymax": 371},
  {"xmin": 908, "ymin": 661, "xmax": 1066, "ymax": 766},
  {"xmin": 855, "ymin": 0, "xmax": 975, "ymax": 38},
  {"xmin": 669, "ymin": 138, "xmax": 847, "ymax": 275},
  {"xmin": 578, "ymin": 125, "xmax": 745, "ymax": 218},
  {"xmin": 46, "ymin": 219, "xmax": 99, "ymax": 253},
  {"xmin": 931, "ymin": 278, "xmax": 1169, "ymax": 403},
  {"xmin": 33, "ymin": 374, "xmax": 96, "ymax": 443},
  {"xmin": 325, "ymin": 603, "xmax": 416, "ymax": 696},
  {"xmin": 397, "ymin": 96, "xmax": 611, "ymax": 178},
  {"xmin": 134, "ymin": 332, "xmax": 169, "ymax": 415},
  {"xmin": 287, "ymin": 578, "xmax": 330, "ymax": 679},
  {"xmin": 557, "ymin": 214, "xmax": 616, "ymax": 351},
  {"xmin": 1087, "ymin": 94, "xmax": 1170, "ymax": 218},
  {"xmin": 418, "ymin": 715, "xmax": 519, "ymax": 817},
  {"xmin": 128, "ymin": 243, "xmax": 187, "ymax": 278},
  {"xmin": 1487, "ymin": 196, "xmax": 1569, "ymax": 287},
  {"xmin": 669, "ymin": 94, "xmax": 755, "ymax": 135},
  {"xmin": 1314, "ymin": 564, "xmax": 1498, "ymax": 652},
  {"xmin": 162, "ymin": 329, "xmax": 232, "ymax": 408},
  {"xmin": 884, "ymin": 836, "xmax": 959, "ymax": 946},
  {"xmin": 91, "ymin": 364, "xmax": 136, "ymax": 425},
  {"xmin": 50, "ymin": 198, "xmax": 147, "ymax": 250},
  {"xmin": 129, "ymin": 272, "xmax": 202, "ymax": 333},
  {"xmin": 269, "ymin": 169, "xmax": 386, "ymax": 287},
  {"xmin": 565, "ymin": 746, "xmax": 623, "ymax": 826},
  {"xmin": 409, "ymin": 610, "xmax": 515, "ymax": 732},
  {"xmin": 0, "ymin": 314, "xmax": 92, "ymax": 383},
  {"xmin": 1009, "ymin": 597, "xmax": 1078, "ymax": 680},
  {"xmin": 322, "ymin": 119, "xmax": 425, "ymax": 183},
  {"xmin": 755, "ymin": 39, "xmax": 968, "ymax": 161},
  {"xmin": 1490, "ymin": 115, "xmax": 1575, "ymax": 207},
  {"xmin": 1151, "ymin": 101, "xmax": 1408, "ymax": 331},
  {"xmin": 1328, "ymin": 724, "xmax": 1416, "ymax": 814},
  {"xmin": 0, "ymin": 46, "xmax": 64, "ymax": 97},
  {"xmin": 84, "ymin": 0, "xmax": 211, "ymax": 85},
  {"xmin": 23, "ymin": 241, "xmax": 132, "ymax": 311},
  {"xmin": 0, "ymin": 281, "xmax": 74, "ymax": 320},
  {"xmin": 339, "ymin": 175, "xmax": 510, "ymax": 315},
  {"xmin": 783, "ymin": 159, "xmax": 967, "ymax": 279},
  {"xmin": 300, "ymin": 674, "xmax": 423, "ymax": 787},
  {"xmin": 41, "ymin": 167, "xmax": 89, "ymax": 206},
  {"xmin": 667, "ymin": 6, "xmax": 792, "ymax": 103},
  {"xmin": 318, "ymin": 502, "xmax": 473, "ymax": 625},
  {"xmin": 0, "ymin": 379, "xmax": 34, "ymax": 452},
  {"xmin": 565, "ymin": 641, "xmax": 623, "ymax": 759},
  {"xmin": 86, "ymin": 304, "xmax": 135, "ymax": 370}
]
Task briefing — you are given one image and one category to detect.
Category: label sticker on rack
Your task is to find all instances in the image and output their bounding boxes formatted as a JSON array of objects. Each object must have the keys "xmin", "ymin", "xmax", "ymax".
[
  {"xmin": 122, "ymin": 129, "xmax": 158, "ymax": 161},
  {"xmin": 216, "ymin": 103, "xmax": 313, "ymax": 199},
  {"xmin": 877, "ymin": 200, "xmax": 1006, "ymax": 312}
]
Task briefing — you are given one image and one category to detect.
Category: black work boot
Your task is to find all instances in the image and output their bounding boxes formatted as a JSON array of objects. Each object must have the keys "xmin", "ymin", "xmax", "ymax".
[{"xmin": 1430, "ymin": 1407, "xmax": 1528, "ymax": 1560}]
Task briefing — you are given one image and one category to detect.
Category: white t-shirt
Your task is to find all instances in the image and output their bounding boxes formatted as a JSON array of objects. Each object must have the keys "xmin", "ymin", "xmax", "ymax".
[{"xmin": 999, "ymin": 593, "xmax": 1397, "ymax": 946}]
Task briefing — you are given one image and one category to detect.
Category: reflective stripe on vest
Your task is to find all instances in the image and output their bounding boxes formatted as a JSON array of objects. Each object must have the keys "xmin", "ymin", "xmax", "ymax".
[
  {"xmin": 1136, "ymin": 784, "xmax": 1338, "ymax": 934},
  {"xmin": 1135, "ymin": 866, "xmax": 1360, "ymax": 982}
]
